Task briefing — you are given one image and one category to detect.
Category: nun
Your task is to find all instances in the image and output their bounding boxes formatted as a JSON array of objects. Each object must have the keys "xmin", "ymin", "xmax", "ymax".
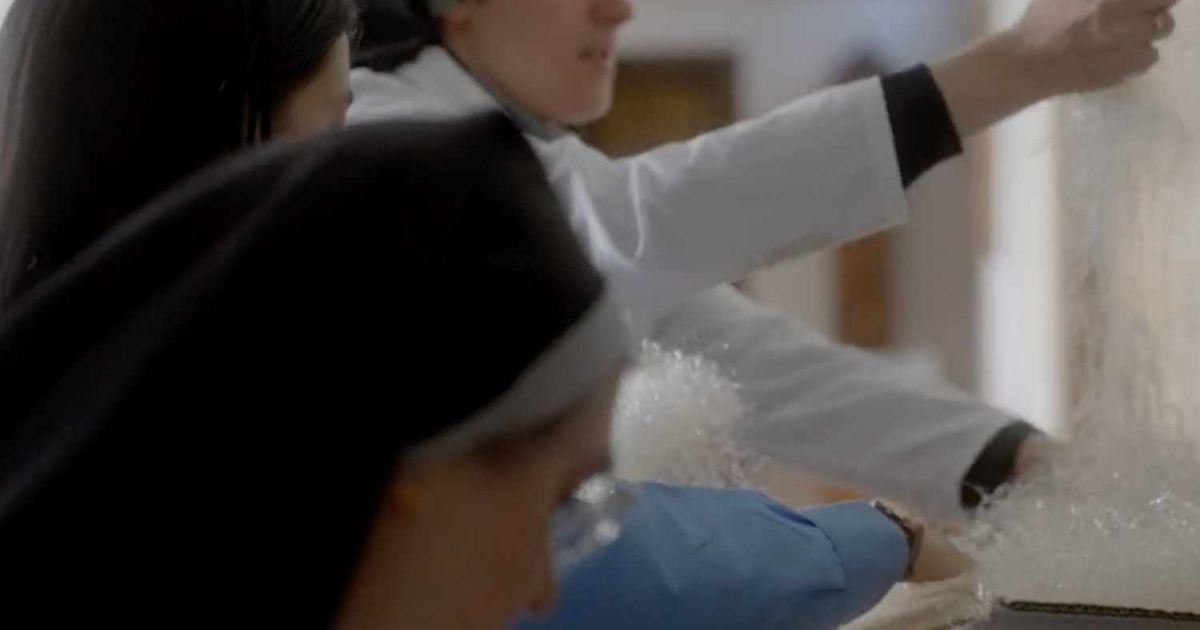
[{"xmin": 0, "ymin": 115, "xmax": 633, "ymax": 629}]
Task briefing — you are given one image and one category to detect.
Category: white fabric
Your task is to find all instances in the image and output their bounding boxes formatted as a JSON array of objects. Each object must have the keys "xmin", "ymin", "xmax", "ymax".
[
  {"xmin": 654, "ymin": 286, "xmax": 1009, "ymax": 518},
  {"xmin": 349, "ymin": 48, "xmax": 910, "ymax": 331},
  {"xmin": 349, "ymin": 47, "xmax": 1013, "ymax": 516}
]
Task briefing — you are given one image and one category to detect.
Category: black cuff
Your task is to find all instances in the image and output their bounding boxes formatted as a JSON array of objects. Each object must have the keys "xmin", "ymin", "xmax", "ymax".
[
  {"xmin": 881, "ymin": 65, "xmax": 964, "ymax": 188},
  {"xmin": 961, "ymin": 421, "xmax": 1040, "ymax": 509}
]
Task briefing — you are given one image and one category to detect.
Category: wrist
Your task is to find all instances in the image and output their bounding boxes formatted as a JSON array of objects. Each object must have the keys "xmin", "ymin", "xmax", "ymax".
[
  {"xmin": 870, "ymin": 500, "xmax": 924, "ymax": 580},
  {"xmin": 986, "ymin": 27, "xmax": 1059, "ymax": 103},
  {"xmin": 930, "ymin": 30, "xmax": 1051, "ymax": 137},
  {"xmin": 1013, "ymin": 434, "xmax": 1058, "ymax": 481}
]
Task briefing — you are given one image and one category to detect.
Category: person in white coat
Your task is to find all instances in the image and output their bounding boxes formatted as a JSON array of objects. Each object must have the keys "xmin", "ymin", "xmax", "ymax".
[
  {"xmin": 346, "ymin": 1, "xmax": 1177, "ymax": 627},
  {"xmin": 349, "ymin": 0, "xmax": 1175, "ymax": 517}
]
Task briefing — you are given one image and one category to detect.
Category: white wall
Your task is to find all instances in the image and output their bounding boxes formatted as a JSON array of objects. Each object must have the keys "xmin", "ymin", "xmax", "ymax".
[
  {"xmin": 0, "ymin": 0, "xmax": 11, "ymax": 23},
  {"xmin": 976, "ymin": 0, "xmax": 1065, "ymax": 432}
]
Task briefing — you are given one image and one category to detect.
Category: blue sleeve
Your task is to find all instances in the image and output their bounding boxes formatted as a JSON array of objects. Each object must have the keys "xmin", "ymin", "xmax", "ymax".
[{"xmin": 514, "ymin": 483, "xmax": 908, "ymax": 630}]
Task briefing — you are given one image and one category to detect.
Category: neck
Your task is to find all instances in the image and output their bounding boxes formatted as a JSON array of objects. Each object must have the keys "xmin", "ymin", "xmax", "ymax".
[{"xmin": 438, "ymin": 37, "xmax": 567, "ymax": 140}]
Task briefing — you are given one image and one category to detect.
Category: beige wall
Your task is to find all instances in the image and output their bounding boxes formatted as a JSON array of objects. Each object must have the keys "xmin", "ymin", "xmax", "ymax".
[{"xmin": 1056, "ymin": 0, "xmax": 1200, "ymax": 439}]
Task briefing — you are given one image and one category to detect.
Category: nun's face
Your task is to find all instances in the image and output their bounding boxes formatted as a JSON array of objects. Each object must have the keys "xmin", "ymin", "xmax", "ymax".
[
  {"xmin": 337, "ymin": 375, "xmax": 620, "ymax": 630},
  {"xmin": 442, "ymin": 0, "xmax": 634, "ymax": 126},
  {"xmin": 273, "ymin": 34, "xmax": 353, "ymax": 139}
]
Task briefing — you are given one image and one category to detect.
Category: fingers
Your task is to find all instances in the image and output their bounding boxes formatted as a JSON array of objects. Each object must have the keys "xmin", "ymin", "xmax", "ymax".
[
  {"xmin": 1109, "ymin": 10, "xmax": 1176, "ymax": 42},
  {"xmin": 1153, "ymin": 11, "xmax": 1177, "ymax": 41},
  {"xmin": 1095, "ymin": 46, "xmax": 1161, "ymax": 86},
  {"xmin": 1014, "ymin": 0, "xmax": 1177, "ymax": 96},
  {"xmin": 1097, "ymin": 0, "xmax": 1174, "ymax": 83},
  {"xmin": 1108, "ymin": 0, "xmax": 1179, "ymax": 17}
]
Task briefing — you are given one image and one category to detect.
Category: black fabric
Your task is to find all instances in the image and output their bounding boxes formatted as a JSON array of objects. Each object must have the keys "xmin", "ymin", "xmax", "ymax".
[
  {"xmin": 0, "ymin": 114, "xmax": 605, "ymax": 627},
  {"xmin": 961, "ymin": 421, "xmax": 1041, "ymax": 509},
  {"xmin": 352, "ymin": 0, "xmax": 438, "ymax": 70},
  {"xmin": 881, "ymin": 65, "xmax": 964, "ymax": 188}
]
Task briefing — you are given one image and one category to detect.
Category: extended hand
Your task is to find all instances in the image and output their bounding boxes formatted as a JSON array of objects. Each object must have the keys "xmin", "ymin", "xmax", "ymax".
[
  {"xmin": 932, "ymin": 0, "xmax": 1178, "ymax": 137},
  {"xmin": 1013, "ymin": 0, "xmax": 1178, "ymax": 96}
]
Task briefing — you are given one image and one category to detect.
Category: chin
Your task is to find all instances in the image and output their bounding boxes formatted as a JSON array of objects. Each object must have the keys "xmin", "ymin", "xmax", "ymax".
[{"xmin": 557, "ymin": 92, "xmax": 614, "ymax": 127}]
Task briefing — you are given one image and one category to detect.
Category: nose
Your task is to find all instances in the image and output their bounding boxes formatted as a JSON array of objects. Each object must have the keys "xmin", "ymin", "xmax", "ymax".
[{"xmin": 591, "ymin": 0, "xmax": 633, "ymax": 27}]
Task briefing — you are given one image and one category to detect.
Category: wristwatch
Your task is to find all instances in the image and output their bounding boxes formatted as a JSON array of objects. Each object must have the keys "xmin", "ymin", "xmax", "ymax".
[{"xmin": 870, "ymin": 499, "xmax": 925, "ymax": 580}]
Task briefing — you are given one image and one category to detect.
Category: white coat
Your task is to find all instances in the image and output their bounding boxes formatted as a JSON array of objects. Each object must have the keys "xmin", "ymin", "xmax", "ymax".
[{"xmin": 348, "ymin": 46, "xmax": 1014, "ymax": 518}]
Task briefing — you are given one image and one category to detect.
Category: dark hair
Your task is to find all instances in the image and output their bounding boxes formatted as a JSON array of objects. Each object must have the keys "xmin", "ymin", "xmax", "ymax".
[
  {"xmin": 0, "ymin": 0, "xmax": 357, "ymax": 310},
  {"xmin": 352, "ymin": 0, "xmax": 439, "ymax": 71}
]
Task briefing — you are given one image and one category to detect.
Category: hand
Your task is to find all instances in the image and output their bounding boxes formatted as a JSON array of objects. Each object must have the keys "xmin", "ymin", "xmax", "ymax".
[
  {"xmin": 1010, "ymin": 0, "xmax": 1178, "ymax": 97},
  {"xmin": 871, "ymin": 502, "xmax": 976, "ymax": 583},
  {"xmin": 870, "ymin": 501, "xmax": 926, "ymax": 579},
  {"xmin": 1011, "ymin": 434, "xmax": 1060, "ymax": 482},
  {"xmin": 931, "ymin": 0, "xmax": 1177, "ymax": 137},
  {"xmin": 907, "ymin": 528, "xmax": 975, "ymax": 584}
]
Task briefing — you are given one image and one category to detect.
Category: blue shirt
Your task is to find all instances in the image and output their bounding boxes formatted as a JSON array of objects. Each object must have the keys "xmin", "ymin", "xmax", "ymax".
[{"xmin": 516, "ymin": 483, "xmax": 908, "ymax": 630}]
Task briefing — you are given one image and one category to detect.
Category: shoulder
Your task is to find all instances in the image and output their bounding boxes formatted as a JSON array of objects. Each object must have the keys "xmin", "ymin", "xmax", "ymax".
[{"xmin": 349, "ymin": 68, "xmax": 447, "ymax": 124}]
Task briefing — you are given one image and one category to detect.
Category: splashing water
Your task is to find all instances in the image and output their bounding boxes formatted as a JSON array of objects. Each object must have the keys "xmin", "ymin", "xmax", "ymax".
[
  {"xmin": 609, "ymin": 11, "xmax": 1200, "ymax": 616},
  {"xmin": 959, "ymin": 15, "xmax": 1200, "ymax": 612},
  {"xmin": 613, "ymin": 343, "xmax": 762, "ymax": 489}
]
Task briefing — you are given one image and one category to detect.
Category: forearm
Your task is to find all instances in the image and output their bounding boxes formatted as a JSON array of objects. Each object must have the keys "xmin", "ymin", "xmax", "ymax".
[
  {"xmin": 653, "ymin": 286, "xmax": 1022, "ymax": 518},
  {"xmin": 930, "ymin": 31, "xmax": 1048, "ymax": 139}
]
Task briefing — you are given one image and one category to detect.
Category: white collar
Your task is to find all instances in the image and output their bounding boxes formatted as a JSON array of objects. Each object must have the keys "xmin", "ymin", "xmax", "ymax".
[
  {"xmin": 395, "ymin": 46, "xmax": 569, "ymax": 141},
  {"xmin": 396, "ymin": 46, "xmax": 498, "ymax": 113}
]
